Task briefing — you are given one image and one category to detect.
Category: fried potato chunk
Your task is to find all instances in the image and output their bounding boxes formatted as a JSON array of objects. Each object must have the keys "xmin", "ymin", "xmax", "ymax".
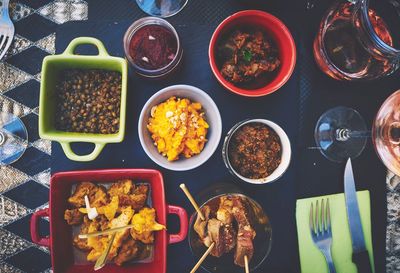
[
  {"xmin": 133, "ymin": 184, "xmax": 149, "ymax": 196},
  {"xmin": 80, "ymin": 195, "xmax": 120, "ymax": 221},
  {"xmin": 64, "ymin": 208, "xmax": 84, "ymax": 225},
  {"xmin": 114, "ymin": 238, "xmax": 143, "ymax": 266},
  {"xmin": 68, "ymin": 182, "xmax": 108, "ymax": 208},
  {"xmin": 130, "ymin": 207, "xmax": 165, "ymax": 244},
  {"xmin": 68, "ymin": 182, "xmax": 97, "ymax": 208},
  {"xmin": 87, "ymin": 218, "xmax": 109, "ymax": 261},
  {"xmin": 73, "ymin": 216, "xmax": 91, "ymax": 251},
  {"xmin": 99, "ymin": 196, "xmax": 119, "ymax": 221},
  {"xmin": 108, "ymin": 206, "xmax": 134, "ymax": 260},
  {"xmin": 108, "ymin": 179, "xmax": 133, "ymax": 197},
  {"xmin": 118, "ymin": 184, "xmax": 149, "ymax": 210}
]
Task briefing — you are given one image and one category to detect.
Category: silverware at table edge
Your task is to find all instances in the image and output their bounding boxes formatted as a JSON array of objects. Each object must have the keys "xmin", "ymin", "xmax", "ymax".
[
  {"xmin": 79, "ymin": 224, "xmax": 134, "ymax": 239},
  {"xmin": 0, "ymin": 0, "xmax": 15, "ymax": 60},
  {"xmin": 94, "ymin": 232, "xmax": 116, "ymax": 271},
  {"xmin": 344, "ymin": 158, "xmax": 373, "ymax": 273},
  {"xmin": 309, "ymin": 198, "xmax": 336, "ymax": 273}
]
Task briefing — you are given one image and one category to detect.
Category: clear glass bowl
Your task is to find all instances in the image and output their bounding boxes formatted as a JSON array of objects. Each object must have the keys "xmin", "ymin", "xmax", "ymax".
[
  {"xmin": 0, "ymin": 112, "xmax": 28, "ymax": 165},
  {"xmin": 188, "ymin": 183, "xmax": 272, "ymax": 273},
  {"xmin": 135, "ymin": 0, "xmax": 189, "ymax": 18},
  {"xmin": 123, "ymin": 17, "xmax": 183, "ymax": 78}
]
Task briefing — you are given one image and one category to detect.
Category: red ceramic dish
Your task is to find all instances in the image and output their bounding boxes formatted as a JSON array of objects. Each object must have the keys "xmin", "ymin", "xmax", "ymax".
[
  {"xmin": 30, "ymin": 169, "xmax": 188, "ymax": 273},
  {"xmin": 209, "ymin": 10, "xmax": 297, "ymax": 97}
]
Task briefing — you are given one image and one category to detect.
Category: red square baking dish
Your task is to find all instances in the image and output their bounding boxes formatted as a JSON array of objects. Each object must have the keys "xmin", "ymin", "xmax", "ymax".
[{"xmin": 30, "ymin": 169, "xmax": 188, "ymax": 273}]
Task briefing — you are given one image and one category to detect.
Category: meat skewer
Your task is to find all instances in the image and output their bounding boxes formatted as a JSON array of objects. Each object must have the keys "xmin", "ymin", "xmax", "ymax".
[
  {"xmin": 192, "ymin": 195, "xmax": 258, "ymax": 268},
  {"xmin": 181, "ymin": 183, "xmax": 258, "ymax": 271},
  {"xmin": 179, "ymin": 183, "xmax": 217, "ymax": 272},
  {"xmin": 180, "ymin": 184, "xmax": 205, "ymax": 220},
  {"xmin": 231, "ymin": 196, "xmax": 256, "ymax": 267},
  {"xmin": 244, "ymin": 255, "xmax": 250, "ymax": 273},
  {"xmin": 190, "ymin": 242, "xmax": 215, "ymax": 273}
]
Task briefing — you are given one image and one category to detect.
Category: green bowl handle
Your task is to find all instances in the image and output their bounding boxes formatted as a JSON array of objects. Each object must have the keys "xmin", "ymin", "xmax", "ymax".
[
  {"xmin": 63, "ymin": 37, "xmax": 109, "ymax": 57},
  {"xmin": 60, "ymin": 142, "xmax": 106, "ymax": 162}
]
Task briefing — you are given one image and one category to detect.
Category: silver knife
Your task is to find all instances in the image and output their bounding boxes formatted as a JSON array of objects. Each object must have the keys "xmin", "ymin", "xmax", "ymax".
[{"xmin": 344, "ymin": 158, "xmax": 373, "ymax": 273}]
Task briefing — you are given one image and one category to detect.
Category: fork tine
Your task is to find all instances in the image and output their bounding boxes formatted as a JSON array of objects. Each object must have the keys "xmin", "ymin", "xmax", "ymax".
[
  {"xmin": 309, "ymin": 202, "xmax": 314, "ymax": 234},
  {"xmin": 0, "ymin": 35, "xmax": 7, "ymax": 60},
  {"xmin": 0, "ymin": 35, "xmax": 6, "ymax": 51},
  {"xmin": 0, "ymin": 35, "xmax": 12, "ymax": 60},
  {"xmin": 321, "ymin": 199, "xmax": 325, "ymax": 232},
  {"xmin": 315, "ymin": 200, "xmax": 319, "ymax": 234},
  {"xmin": 327, "ymin": 198, "xmax": 331, "ymax": 230}
]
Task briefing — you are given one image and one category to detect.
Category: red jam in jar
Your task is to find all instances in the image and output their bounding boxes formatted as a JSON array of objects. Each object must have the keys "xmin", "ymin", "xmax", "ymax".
[{"xmin": 129, "ymin": 25, "xmax": 178, "ymax": 70}]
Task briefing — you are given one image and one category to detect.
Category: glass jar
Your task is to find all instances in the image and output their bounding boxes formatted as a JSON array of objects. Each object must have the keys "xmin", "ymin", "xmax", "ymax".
[
  {"xmin": 188, "ymin": 183, "xmax": 272, "ymax": 273},
  {"xmin": 123, "ymin": 17, "xmax": 183, "ymax": 78},
  {"xmin": 313, "ymin": 0, "xmax": 400, "ymax": 81},
  {"xmin": 373, "ymin": 90, "xmax": 400, "ymax": 176}
]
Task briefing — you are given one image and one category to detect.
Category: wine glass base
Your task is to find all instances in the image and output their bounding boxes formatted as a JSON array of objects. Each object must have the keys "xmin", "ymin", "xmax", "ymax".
[
  {"xmin": 0, "ymin": 132, "xmax": 5, "ymax": 146},
  {"xmin": 136, "ymin": 0, "xmax": 189, "ymax": 18},
  {"xmin": 314, "ymin": 106, "xmax": 368, "ymax": 163},
  {"xmin": 0, "ymin": 112, "xmax": 28, "ymax": 165}
]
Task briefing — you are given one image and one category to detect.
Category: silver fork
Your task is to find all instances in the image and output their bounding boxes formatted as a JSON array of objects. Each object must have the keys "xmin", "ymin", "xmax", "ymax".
[
  {"xmin": 0, "ymin": 0, "xmax": 15, "ymax": 60},
  {"xmin": 309, "ymin": 199, "xmax": 337, "ymax": 273}
]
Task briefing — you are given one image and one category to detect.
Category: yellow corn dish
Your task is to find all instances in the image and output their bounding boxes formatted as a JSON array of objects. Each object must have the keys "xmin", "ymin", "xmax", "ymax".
[{"xmin": 147, "ymin": 97, "xmax": 209, "ymax": 161}]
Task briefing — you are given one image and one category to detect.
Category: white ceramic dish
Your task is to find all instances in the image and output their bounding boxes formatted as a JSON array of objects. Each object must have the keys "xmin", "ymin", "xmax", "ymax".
[
  {"xmin": 222, "ymin": 119, "xmax": 291, "ymax": 184},
  {"xmin": 138, "ymin": 85, "xmax": 222, "ymax": 171}
]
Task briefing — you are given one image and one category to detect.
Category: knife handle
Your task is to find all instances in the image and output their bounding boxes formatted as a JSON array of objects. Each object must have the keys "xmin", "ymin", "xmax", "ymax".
[{"xmin": 353, "ymin": 250, "xmax": 373, "ymax": 273}]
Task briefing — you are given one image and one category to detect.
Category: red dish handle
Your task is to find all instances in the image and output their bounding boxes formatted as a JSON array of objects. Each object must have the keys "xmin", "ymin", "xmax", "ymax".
[
  {"xmin": 30, "ymin": 208, "xmax": 50, "ymax": 247},
  {"xmin": 167, "ymin": 205, "xmax": 188, "ymax": 244}
]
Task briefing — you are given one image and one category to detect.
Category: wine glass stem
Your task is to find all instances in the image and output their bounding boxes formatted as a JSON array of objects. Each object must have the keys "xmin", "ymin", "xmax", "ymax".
[
  {"xmin": 336, "ymin": 128, "xmax": 371, "ymax": 141},
  {"xmin": 0, "ymin": 132, "xmax": 5, "ymax": 146}
]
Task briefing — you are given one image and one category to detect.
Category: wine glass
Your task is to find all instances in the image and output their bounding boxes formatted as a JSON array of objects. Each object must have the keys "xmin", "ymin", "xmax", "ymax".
[
  {"xmin": 0, "ymin": 112, "xmax": 28, "ymax": 165},
  {"xmin": 136, "ymin": 0, "xmax": 189, "ymax": 17},
  {"xmin": 314, "ymin": 90, "xmax": 400, "ymax": 176}
]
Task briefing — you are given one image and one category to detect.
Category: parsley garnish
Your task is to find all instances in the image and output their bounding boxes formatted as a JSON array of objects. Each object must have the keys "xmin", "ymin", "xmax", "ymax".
[{"xmin": 242, "ymin": 49, "xmax": 253, "ymax": 62}]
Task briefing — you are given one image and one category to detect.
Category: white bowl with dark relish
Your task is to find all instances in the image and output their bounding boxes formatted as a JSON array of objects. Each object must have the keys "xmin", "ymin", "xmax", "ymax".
[
  {"xmin": 123, "ymin": 17, "xmax": 183, "ymax": 78},
  {"xmin": 222, "ymin": 119, "xmax": 291, "ymax": 184}
]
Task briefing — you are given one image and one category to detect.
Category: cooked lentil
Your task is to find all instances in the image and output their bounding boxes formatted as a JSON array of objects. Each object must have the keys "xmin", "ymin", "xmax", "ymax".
[
  {"xmin": 229, "ymin": 123, "xmax": 281, "ymax": 179},
  {"xmin": 55, "ymin": 69, "xmax": 122, "ymax": 134}
]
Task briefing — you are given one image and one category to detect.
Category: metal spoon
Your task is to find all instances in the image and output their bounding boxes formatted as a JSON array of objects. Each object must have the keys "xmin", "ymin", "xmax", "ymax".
[{"xmin": 94, "ymin": 232, "xmax": 116, "ymax": 271}]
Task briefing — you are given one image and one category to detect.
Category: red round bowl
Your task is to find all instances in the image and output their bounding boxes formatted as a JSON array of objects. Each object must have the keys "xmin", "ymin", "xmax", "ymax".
[{"xmin": 209, "ymin": 10, "xmax": 297, "ymax": 97}]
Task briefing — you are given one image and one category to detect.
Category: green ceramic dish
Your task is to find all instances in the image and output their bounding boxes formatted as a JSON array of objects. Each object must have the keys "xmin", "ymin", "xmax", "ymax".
[{"xmin": 39, "ymin": 37, "xmax": 128, "ymax": 162}]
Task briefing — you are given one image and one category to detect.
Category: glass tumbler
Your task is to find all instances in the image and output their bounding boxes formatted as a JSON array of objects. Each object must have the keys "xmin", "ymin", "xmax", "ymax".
[
  {"xmin": 314, "ymin": 0, "xmax": 400, "ymax": 81},
  {"xmin": 188, "ymin": 183, "xmax": 272, "ymax": 273}
]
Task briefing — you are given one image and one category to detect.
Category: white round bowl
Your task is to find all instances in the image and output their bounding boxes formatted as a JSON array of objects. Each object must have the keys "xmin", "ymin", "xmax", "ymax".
[
  {"xmin": 222, "ymin": 119, "xmax": 291, "ymax": 184},
  {"xmin": 138, "ymin": 85, "xmax": 222, "ymax": 171}
]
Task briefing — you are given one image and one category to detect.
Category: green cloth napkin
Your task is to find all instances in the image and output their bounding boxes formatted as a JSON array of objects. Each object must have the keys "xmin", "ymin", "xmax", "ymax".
[{"xmin": 296, "ymin": 191, "xmax": 375, "ymax": 273}]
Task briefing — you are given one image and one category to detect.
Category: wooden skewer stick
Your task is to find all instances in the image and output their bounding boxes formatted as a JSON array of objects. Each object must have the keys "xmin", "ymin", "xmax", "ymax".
[
  {"xmin": 179, "ymin": 183, "xmax": 205, "ymax": 220},
  {"xmin": 244, "ymin": 255, "xmax": 249, "ymax": 273},
  {"xmin": 190, "ymin": 242, "xmax": 215, "ymax": 273}
]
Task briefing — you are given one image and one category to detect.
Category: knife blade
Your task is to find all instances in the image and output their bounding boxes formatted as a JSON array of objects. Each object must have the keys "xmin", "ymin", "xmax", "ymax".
[{"xmin": 344, "ymin": 158, "xmax": 373, "ymax": 273}]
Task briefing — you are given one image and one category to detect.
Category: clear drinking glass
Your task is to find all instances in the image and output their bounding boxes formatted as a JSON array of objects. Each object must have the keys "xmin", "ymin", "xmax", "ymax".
[
  {"xmin": 314, "ymin": 91, "xmax": 400, "ymax": 177},
  {"xmin": 188, "ymin": 183, "xmax": 272, "ymax": 273},
  {"xmin": 373, "ymin": 91, "xmax": 400, "ymax": 176},
  {"xmin": 314, "ymin": 0, "xmax": 400, "ymax": 81},
  {"xmin": 0, "ymin": 112, "xmax": 28, "ymax": 165},
  {"xmin": 136, "ymin": 0, "xmax": 189, "ymax": 18}
]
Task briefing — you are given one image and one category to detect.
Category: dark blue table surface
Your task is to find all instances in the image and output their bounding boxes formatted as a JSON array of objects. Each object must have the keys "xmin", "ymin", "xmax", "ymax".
[{"xmin": 51, "ymin": 0, "xmax": 400, "ymax": 272}]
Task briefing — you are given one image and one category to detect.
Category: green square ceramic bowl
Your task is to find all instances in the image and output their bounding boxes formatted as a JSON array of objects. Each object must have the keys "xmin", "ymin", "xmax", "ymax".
[{"xmin": 39, "ymin": 37, "xmax": 128, "ymax": 162}]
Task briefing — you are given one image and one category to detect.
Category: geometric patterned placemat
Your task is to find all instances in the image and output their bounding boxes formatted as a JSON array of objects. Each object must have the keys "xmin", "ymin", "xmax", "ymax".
[
  {"xmin": 386, "ymin": 171, "xmax": 400, "ymax": 273},
  {"xmin": 0, "ymin": 0, "xmax": 399, "ymax": 272},
  {"xmin": 0, "ymin": 1, "xmax": 87, "ymax": 272}
]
